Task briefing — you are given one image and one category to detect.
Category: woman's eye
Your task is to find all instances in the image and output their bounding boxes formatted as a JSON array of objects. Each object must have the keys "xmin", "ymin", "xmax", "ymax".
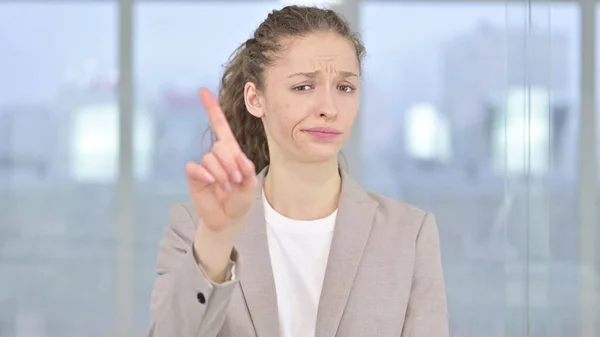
[
  {"xmin": 293, "ymin": 85, "xmax": 312, "ymax": 91},
  {"xmin": 338, "ymin": 85, "xmax": 354, "ymax": 93}
]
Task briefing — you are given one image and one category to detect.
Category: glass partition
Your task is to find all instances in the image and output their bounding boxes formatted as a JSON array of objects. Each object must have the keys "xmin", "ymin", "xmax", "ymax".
[
  {"xmin": 0, "ymin": 3, "xmax": 118, "ymax": 337},
  {"xmin": 360, "ymin": 1, "xmax": 588, "ymax": 336}
]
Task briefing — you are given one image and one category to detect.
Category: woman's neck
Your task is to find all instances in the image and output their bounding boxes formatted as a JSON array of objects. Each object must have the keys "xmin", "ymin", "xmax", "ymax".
[{"xmin": 263, "ymin": 158, "xmax": 341, "ymax": 221}]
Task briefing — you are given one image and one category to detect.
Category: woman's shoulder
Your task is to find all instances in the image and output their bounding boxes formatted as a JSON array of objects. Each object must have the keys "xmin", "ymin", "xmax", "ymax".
[
  {"xmin": 169, "ymin": 201, "xmax": 201, "ymax": 226},
  {"xmin": 363, "ymin": 189, "xmax": 433, "ymax": 230},
  {"xmin": 340, "ymin": 169, "xmax": 433, "ymax": 229}
]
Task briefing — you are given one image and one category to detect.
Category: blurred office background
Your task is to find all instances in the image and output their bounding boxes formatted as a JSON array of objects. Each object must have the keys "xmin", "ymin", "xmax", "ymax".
[{"xmin": 0, "ymin": 0, "xmax": 598, "ymax": 336}]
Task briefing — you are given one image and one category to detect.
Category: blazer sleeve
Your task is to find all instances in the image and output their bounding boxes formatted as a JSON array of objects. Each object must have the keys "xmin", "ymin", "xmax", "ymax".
[
  {"xmin": 401, "ymin": 213, "xmax": 450, "ymax": 337},
  {"xmin": 146, "ymin": 203, "xmax": 240, "ymax": 337}
]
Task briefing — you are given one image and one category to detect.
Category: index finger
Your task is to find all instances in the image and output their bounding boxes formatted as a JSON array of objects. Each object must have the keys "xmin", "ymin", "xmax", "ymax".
[{"xmin": 199, "ymin": 88, "xmax": 236, "ymax": 142}]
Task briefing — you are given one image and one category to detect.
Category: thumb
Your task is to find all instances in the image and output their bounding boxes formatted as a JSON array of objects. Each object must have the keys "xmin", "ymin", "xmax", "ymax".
[
  {"xmin": 236, "ymin": 156, "xmax": 258, "ymax": 191},
  {"xmin": 185, "ymin": 162, "xmax": 216, "ymax": 192}
]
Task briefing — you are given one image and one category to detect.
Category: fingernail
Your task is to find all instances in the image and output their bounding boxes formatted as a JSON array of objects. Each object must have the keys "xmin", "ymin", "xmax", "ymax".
[
  {"xmin": 222, "ymin": 182, "xmax": 232, "ymax": 191},
  {"xmin": 232, "ymin": 171, "xmax": 242, "ymax": 183},
  {"xmin": 204, "ymin": 172, "xmax": 215, "ymax": 183}
]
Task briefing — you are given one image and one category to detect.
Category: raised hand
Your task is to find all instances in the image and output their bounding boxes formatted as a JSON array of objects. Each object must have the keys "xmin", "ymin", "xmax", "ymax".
[{"xmin": 185, "ymin": 88, "xmax": 258, "ymax": 232}]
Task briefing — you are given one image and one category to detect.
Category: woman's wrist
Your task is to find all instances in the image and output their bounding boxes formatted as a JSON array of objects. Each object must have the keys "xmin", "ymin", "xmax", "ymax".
[{"xmin": 193, "ymin": 220, "xmax": 239, "ymax": 283}]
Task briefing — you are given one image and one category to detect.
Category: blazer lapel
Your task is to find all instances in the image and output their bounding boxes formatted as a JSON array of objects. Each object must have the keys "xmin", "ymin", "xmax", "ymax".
[
  {"xmin": 235, "ymin": 167, "xmax": 377, "ymax": 337},
  {"xmin": 236, "ymin": 168, "xmax": 280, "ymax": 337},
  {"xmin": 315, "ymin": 169, "xmax": 377, "ymax": 337}
]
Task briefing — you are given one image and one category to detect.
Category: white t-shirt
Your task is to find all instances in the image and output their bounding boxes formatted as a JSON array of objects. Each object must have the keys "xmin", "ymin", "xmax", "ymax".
[{"xmin": 263, "ymin": 191, "xmax": 337, "ymax": 337}]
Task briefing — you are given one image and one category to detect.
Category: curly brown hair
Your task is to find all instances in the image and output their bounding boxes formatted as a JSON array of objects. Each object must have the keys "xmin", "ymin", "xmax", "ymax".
[{"xmin": 210, "ymin": 5, "xmax": 366, "ymax": 173}]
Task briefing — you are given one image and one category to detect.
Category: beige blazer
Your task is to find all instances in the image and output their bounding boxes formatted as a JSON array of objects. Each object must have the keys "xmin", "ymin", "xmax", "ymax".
[{"xmin": 147, "ymin": 167, "xmax": 449, "ymax": 337}]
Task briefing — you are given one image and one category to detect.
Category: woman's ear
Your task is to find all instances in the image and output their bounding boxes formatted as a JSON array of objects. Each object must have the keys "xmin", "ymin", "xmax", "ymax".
[{"xmin": 244, "ymin": 82, "xmax": 264, "ymax": 118}]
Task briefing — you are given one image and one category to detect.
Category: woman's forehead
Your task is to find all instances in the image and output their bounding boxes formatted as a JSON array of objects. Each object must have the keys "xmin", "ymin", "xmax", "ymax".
[{"xmin": 270, "ymin": 33, "xmax": 359, "ymax": 74}]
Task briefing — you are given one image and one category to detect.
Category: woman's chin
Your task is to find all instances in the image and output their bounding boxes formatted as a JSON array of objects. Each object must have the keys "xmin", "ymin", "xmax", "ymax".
[{"xmin": 300, "ymin": 150, "xmax": 341, "ymax": 165}]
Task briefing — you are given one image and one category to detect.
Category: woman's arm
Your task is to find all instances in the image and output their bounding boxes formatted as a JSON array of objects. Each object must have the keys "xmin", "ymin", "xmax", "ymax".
[
  {"xmin": 146, "ymin": 203, "xmax": 239, "ymax": 337},
  {"xmin": 401, "ymin": 213, "xmax": 449, "ymax": 337}
]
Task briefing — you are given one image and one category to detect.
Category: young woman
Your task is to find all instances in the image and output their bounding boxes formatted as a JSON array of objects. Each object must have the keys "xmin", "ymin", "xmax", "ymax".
[{"xmin": 147, "ymin": 5, "xmax": 448, "ymax": 337}]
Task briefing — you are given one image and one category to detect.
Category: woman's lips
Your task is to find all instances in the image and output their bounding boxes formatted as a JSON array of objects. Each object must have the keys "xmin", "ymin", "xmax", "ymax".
[{"xmin": 303, "ymin": 127, "xmax": 342, "ymax": 139}]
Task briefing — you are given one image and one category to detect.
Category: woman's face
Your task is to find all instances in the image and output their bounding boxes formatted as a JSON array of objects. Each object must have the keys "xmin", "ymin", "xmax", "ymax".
[{"xmin": 244, "ymin": 31, "xmax": 360, "ymax": 165}]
